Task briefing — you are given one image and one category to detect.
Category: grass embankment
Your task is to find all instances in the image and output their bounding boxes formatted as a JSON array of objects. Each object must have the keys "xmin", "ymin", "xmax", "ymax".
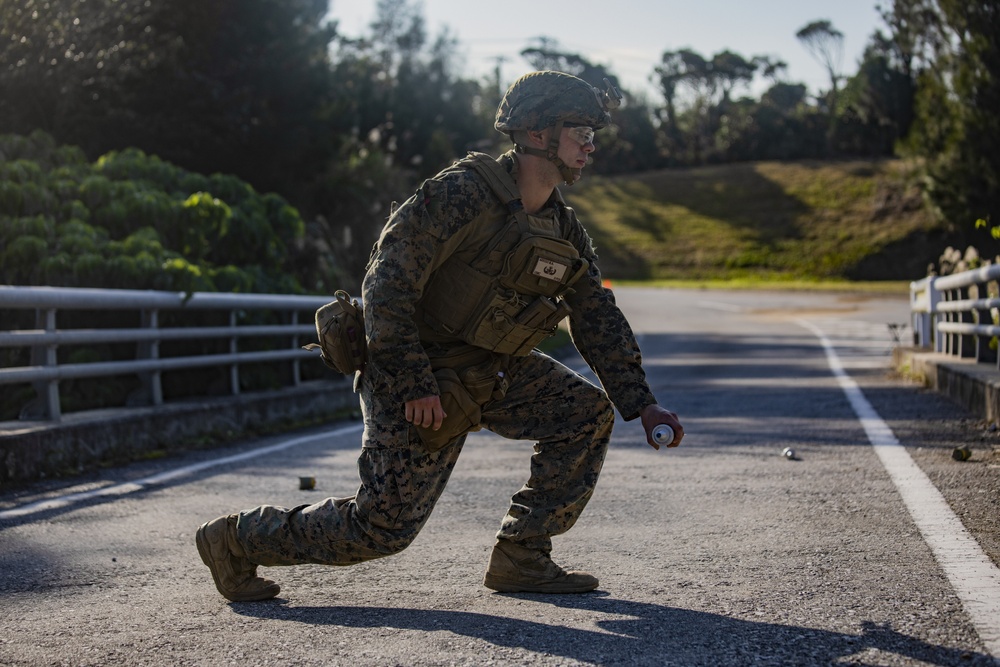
[{"xmin": 564, "ymin": 158, "xmax": 940, "ymax": 289}]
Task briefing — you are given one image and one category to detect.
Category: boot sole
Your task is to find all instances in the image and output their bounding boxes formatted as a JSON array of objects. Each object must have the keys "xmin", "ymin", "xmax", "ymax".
[
  {"xmin": 483, "ymin": 573, "xmax": 599, "ymax": 594},
  {"xmin": 196, "ymin": 523, "xmax": 279, "ymax": 602}
]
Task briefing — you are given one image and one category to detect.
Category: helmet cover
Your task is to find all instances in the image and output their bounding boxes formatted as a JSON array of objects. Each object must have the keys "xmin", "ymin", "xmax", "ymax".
[{"xmin": 495, "ymin": 71, "xmax": 613, "ymax": 133}]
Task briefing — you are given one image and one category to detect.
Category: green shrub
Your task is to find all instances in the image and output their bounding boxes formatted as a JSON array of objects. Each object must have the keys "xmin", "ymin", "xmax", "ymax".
[{"xmin": 0, "ymin": 131, "xmax": 316, "ymax": 293}]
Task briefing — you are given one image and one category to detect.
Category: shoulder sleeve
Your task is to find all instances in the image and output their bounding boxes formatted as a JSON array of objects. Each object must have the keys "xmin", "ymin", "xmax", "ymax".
[{"xmin": 410, "ymin": 161, "xmax": 499, "ymax": 240}]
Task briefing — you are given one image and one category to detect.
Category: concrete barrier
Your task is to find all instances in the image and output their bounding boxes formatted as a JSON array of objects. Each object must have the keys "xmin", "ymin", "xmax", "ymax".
[
  {"xmin": 0, "ymin": 379, "xmax": 358, "ymax": 487},
  {"xmin": 894, "ymin": 347, "xmax": 1000, "ymax": 424}
]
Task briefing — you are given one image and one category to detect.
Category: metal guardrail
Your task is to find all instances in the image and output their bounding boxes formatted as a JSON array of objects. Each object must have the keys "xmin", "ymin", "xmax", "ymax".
[
  {"xmin": 0, "ymin": 285, "xmax": 333, "ymax": 421},
  {"xmin": 910, "ymin": 264, "xmax": 1000, "ymax": 365}
]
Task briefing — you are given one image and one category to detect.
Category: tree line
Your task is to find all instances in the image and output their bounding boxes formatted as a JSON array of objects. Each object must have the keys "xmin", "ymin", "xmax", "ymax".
[{"xmin": 0, "ymin": 0, "xmax": 997, "ymax": 289}]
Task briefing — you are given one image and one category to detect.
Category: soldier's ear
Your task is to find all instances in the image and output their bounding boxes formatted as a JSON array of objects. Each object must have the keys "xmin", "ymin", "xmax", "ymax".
[{"xmin": 526, "ymin": 128, "xmax": 549, "ymax": 149}]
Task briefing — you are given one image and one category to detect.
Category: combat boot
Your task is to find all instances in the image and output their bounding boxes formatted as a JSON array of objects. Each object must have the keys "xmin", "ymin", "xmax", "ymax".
[
  {"xmin": 196, "ymin": 515, "xmax": 280, "ymax": 602},
  {"xmin": 483, "ymin": 539, "xmax": 599, "ymax": 593}
]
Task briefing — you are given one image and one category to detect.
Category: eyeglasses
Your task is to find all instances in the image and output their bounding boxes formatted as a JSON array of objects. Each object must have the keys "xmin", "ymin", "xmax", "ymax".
[{"xmin": 565, "ymin": 126, "xmax": 595, "ymax": 146}]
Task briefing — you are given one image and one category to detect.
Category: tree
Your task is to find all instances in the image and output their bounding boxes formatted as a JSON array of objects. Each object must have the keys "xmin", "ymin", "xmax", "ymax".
[
  {"xmin": 0, "ymin": 0, "xmax": 339, "ymax": 200},
  {"xmin": 876, "ymin": 0, "xmax": 942, "ymax": 80},
  {"xmin": 754, "ymin": 56, "xmax": 789, "ymax": 83},
  {"xmin": 836, "ymin": 32, "xmax": 915, "ymax": 156},
  {"xmin": 654, "ymin": 50, "xmax": 688, "ymax": 162},
  {"xmin": 586, "ymin": 89, "xmax": 662, "ymax": 175},
  {"xmin": 369, "ymin": 0, "xmax": 427, "ymax": 73},
  {"xmin": 796, "ymin": 20, "xmax": 845, "ymax": 152},
  {"xmin": 669, "ymin": 49, "xmax": 717, "ymax": 163},
  {"xmin": 655, "ymin": 47, "xmax": 766, "ymax": 164},
  {"xmin": 305, "ymin": 0, "xmax": 500, "ymax": 284},
  {"xmin": 520, "ymin": 38, "xmax": 618, "ymax": 88},
  {"xmin": 754, "ymin": 83, "xmax": 820, "ymax": 160},
  {"xmin": 712, "ymin": 50, "xmax": 757, "ymax": 103},
  {"xmin": 127, "ymin": 0, "xmax": 338, "ymax": 198},
  {"xmin": 334, "ymin": 0, "xmax": 495, "ymax": 177},
  {"xmin": 0, "ymin": 0, "xmax": 171, "ymax": 147},
  {"xmin": 796, "ymin": 20, "xmax": 845, "ymax": 99},
  {"xmin": 904, "ymin": 0, "xmax": 1000, "ymax": 231},
  {"xmin": 762, "ymin": 83, "xmax": 808, "ymax": 113}
]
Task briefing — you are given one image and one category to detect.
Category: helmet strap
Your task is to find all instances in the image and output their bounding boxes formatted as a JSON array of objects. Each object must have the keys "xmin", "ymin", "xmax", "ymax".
[{"xmin": 511, "ymin": 120, "xmax": 581, "ymax": 185}]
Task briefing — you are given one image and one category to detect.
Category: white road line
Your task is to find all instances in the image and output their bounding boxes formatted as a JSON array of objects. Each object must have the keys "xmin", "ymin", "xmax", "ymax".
[
  {"xmin": 0, "ymin": 423, "xmax": 364, "ymax": 521},
  {"xmin": 798, "ymin": 319, "xmax": 1000, "ymax": 659}
]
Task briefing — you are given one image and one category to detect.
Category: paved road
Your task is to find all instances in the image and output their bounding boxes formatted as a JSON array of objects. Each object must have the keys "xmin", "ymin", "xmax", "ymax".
[{"xmin": 1, "ymin": 288, "xmax": 998, "ymax": 666}]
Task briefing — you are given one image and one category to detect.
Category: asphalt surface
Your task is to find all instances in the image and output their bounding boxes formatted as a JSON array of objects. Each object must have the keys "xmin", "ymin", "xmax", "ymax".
[{"xmin": 1, "ymin": 287, "xmax": 998, "ymax": 667}]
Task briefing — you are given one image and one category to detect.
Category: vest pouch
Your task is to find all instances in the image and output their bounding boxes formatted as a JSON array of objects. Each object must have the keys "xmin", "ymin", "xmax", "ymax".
[
  {"xmin": 500, "ymin": 236, "xmax": 589, "ymax": 296},
  {"xmin": 463, "ymin": 290, "xmax": 520, "ymax": 353},
  {"xmin": 510, "ymin": 296, "xmax": 571, "ymax": 353},
  {"xmin": 517, "ymin": 295, "xmax": 572, "ymax": 329},
  {"xmin": 461, "ymin": 292, "xmax": 535, "ymax": 355},
  {"xmin": 413, "ymin": 368, "xmax": 482, "ymax": 451},
  {"xmin": 460, "ymin": 354, "xmax": 508, "ymax": 404},
  {"xmin": 465, "ymin": 291, "xmax": 568, "ymax": 356}
]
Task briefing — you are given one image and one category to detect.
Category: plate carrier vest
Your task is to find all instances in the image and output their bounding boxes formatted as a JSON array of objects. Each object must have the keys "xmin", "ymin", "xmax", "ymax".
[{"xmin": 419, "ymin": 153, "xmax": 590, "ymax": 356}]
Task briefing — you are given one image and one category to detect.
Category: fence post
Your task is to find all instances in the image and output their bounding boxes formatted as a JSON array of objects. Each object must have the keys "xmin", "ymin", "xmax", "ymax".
[
  {"xmin": 290, "ymin": 310, "xmax": 302, "ymax": 386},
  {"xmin": 911, "ymin": 277, "xmax": 936, "ymax": 348},
  {"xmin": 229, "ymin": 310, "xmax": 240, "ymax": 395},
  {"xmin": 131, "ymin": 308, "xmax": 163, "ymax": 406},
  {"xmin": 958, "ymin": 286, "xmax": 977, "ymax": 357},
  {"xmin": 932, "ymin": 281, "xmax": 945, "ymax": 353},
  {"xmin": 23, "ymin": 308, "xmax": 61, "ymax": 420},
  {"xmin": 974, "ymin": 282, "xmax": 997, "ymax": 363}
]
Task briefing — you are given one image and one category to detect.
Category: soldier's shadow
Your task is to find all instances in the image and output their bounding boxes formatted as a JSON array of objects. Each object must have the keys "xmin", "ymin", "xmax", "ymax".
[{"xmin": 231, "ymin": 593, "xmax": 990, "ymax": 666}]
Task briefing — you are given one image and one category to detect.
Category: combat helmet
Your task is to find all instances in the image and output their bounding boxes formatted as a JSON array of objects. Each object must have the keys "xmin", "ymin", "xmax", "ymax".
[{"xmin": 496, "ymin": 70, "xmax": 622, "ymax": 184}]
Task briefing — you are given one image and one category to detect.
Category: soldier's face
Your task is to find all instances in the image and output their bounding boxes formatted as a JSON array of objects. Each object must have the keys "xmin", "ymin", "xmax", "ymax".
[{"xmin": 558, "ymin": 125, "xmax": 596, "ymax": 177}]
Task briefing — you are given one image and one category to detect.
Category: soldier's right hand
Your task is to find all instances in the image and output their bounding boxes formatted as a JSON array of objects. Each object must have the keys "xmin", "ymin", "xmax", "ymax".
[{"xmin": 405, "ymin": 395, "xmax": 447, "ymax": 431}]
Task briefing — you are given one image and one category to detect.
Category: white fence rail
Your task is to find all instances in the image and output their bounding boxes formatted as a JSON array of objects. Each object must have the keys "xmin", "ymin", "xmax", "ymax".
[
  {"xmin": 910, "ymin": 264, "xmax": 1000, "ymax": 365},
  {"xmin": 0, "ymin": 285, "xmax": 332, "ymax": 421}
]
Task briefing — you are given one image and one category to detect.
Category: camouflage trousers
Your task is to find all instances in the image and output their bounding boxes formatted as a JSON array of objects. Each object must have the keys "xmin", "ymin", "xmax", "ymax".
[{"xmin": 237, "ymin": 350, "xmax": 615, "ymax": 567}]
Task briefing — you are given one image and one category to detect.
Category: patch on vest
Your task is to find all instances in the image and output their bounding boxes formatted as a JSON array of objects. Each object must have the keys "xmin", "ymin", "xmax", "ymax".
[{"xmin": 532, "ymin": 257, "xmax": 568, "ymax": 282}]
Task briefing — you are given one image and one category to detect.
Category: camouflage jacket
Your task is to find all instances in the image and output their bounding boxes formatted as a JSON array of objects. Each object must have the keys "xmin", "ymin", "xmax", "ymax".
[{"xmin": 361, "ymin": 151, "xmax": 656, "ymax": 421}]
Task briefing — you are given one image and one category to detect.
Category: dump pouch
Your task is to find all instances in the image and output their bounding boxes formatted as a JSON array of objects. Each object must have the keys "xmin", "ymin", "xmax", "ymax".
[
  {"xmin": 412, "ymin": 347, "xmax": 509, "ymax": 451},
  {"xmin": 413, "ymin": 368, "xmax": 482, "ymax": 451}
]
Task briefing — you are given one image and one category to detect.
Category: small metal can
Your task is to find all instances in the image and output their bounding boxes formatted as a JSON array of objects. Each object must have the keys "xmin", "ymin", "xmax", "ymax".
[
  {"xmin": 951, "ymin": 447, "xmax": 972, "ymax": 462},
  {"xmin": 782, "ymin": 447, "xmax": 796, "ymax": 460},
  {"xmin": 299, "ymin": 476, "xmax": 316, "ymax": 490},
  {"xmin": 652, "ymin": 424, "xmax": 674, "ymax": 446}
]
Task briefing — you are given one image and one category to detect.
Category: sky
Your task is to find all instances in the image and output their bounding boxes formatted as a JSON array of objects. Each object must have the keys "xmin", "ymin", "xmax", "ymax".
[{"xmin": 325, "ymin": 0, "xmax": 886, "ymax": 100}]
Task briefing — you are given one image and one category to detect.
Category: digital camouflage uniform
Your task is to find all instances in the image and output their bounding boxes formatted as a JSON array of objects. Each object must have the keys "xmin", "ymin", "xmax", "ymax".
[{"xmin": 236, "ymin": 150, "xmax": 656, "ymax": 566}]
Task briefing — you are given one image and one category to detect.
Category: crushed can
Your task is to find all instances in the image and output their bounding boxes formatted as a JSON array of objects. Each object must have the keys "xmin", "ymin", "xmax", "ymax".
[{"xmin": 951, "ymin": 447, "xmax": 972, "ymax": 461}]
